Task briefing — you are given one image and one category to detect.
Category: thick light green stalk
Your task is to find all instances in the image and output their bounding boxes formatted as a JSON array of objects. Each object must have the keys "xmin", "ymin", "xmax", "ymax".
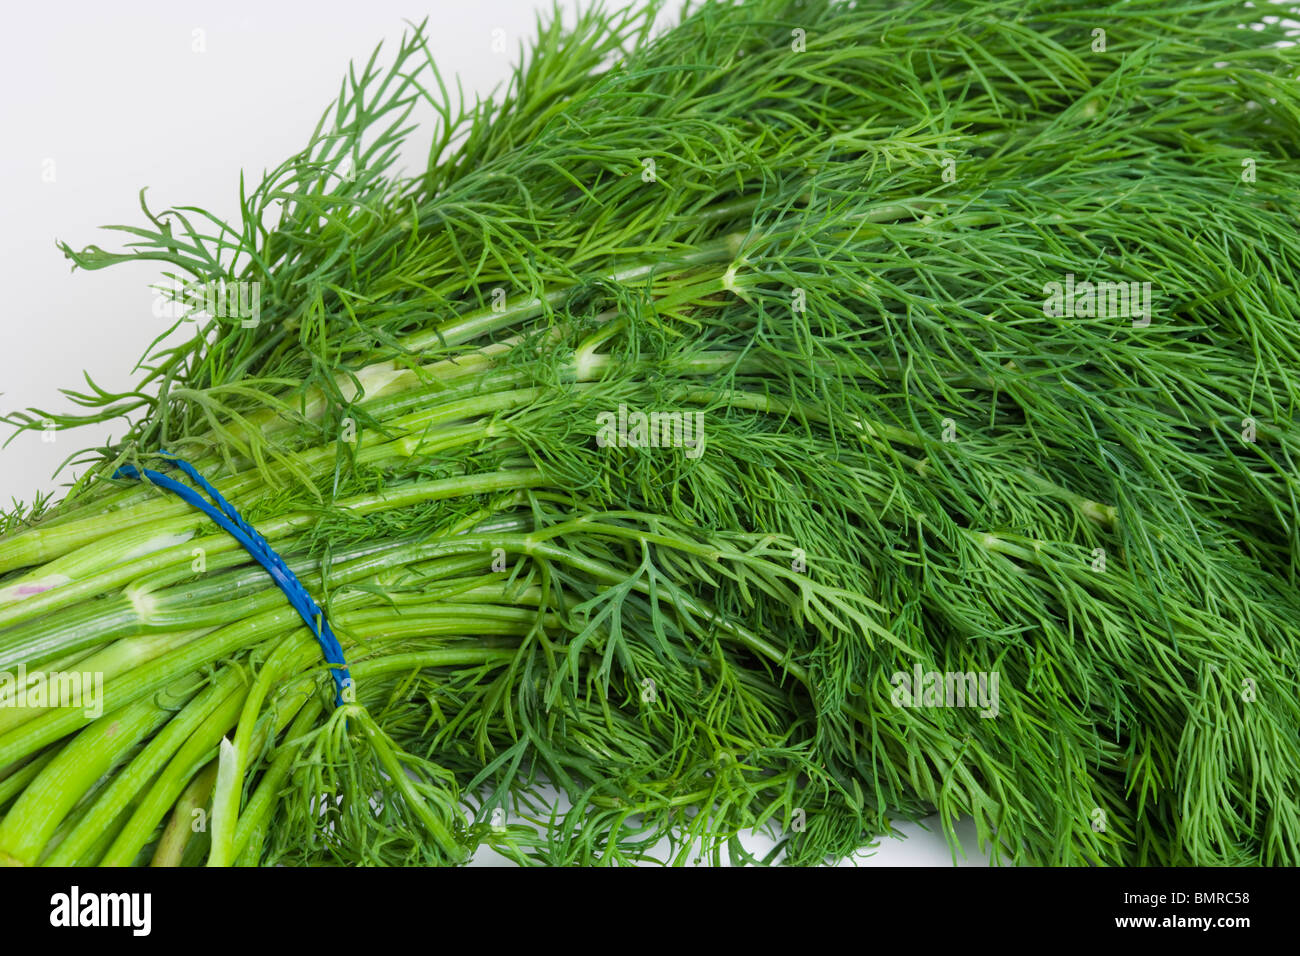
[
  {"xmin": 0, "ymin": 466, "xmax": 544, "ymax": 632},
  {"xmin": 98, "ymin": 686, "xmax": 252, "ymax": 867},
  {"xmin": 151, "ymin": 761, "xmax": 218, "ymax": 867},
  {"xmin": 229, "ymin": 699, "xmax": 323, "ymax": 866},
  {"xmin": 0, "ymin": 693, "xmax": 193, "ymax": 865},
  {"xmin": 41, "ymin": 667, "xmax": 250, "ymax": 866}
]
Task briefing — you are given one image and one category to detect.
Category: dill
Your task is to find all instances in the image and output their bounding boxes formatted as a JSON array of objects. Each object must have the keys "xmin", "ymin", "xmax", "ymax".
[{"xmin": 2, "ymin": 0, "xmax": 1300, "ymax": 866}]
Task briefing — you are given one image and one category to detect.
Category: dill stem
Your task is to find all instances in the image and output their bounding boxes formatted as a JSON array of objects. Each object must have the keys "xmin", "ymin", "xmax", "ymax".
[
  {"xmin": 0, "ymin": 380, "xmax": 529, "ymax": 579},
  {"xmin": 0, "ymin": 466, "xmax": 545, "ymax": 631},
  {"xmin": 396, "ymin": 197, "xmax": 932, "ymax": 356},
  {"xmin": 0, "ymin": 594, "xmax": 143, "ymax": 672},
  {"xmin": 41, "ymin": 667, "xmax": 249, "ymax": 866},
  {"xmin": 0, "ymin": 602, "xmax": 306, "ymax": 768},
  {"xmin": 150, "ymin": 760, "xmax": 218, "ymax": 867},
  {"xmin": 0, "ymin": 497, "xmax": 194, "ymax": 575},
  {"xmin": 0, "ymin": 693, "xmax": 188, "ymax": 865},
  {"xmin": 0, "ymin": 749, "xmax": 57, "ymax": 811},
  {"xmin": 398, "ymin": 234, "xmax": 747, "ymax": 354},
  {"xmin": 99, "ymin": 685, "xmax": 253, "ymax": 867},
  {"xmin": 215, "ymin": 647, "xmax": 514, "ymax": 866},
  {"xmin": 211, "ymin": 633, "xmax": 323, "ymax": 867},
  {"xmin": 352, "ymin": 705, "xmax": 464, "ymax": 860},
  {"xmin": 348, "ymin": 647, "xmax": 517, "ymax": 678},
  {"xmin": 229, "ymin": 697, "xmax": 323, "ymax": 865},
  {"xmin": 0, "ymin": 348, "xmax": 789, "ymax": 583},
  {"xmin": 0, "ymin": 630, "xmax": 206, "ymax": 737},
  {"xmin": 518, "ymin": 538, "xmax": 813, "ymax": 685}
]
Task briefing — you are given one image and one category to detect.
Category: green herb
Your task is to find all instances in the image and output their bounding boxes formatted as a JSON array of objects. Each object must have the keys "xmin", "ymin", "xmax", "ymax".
[{"xmin": 2, "ymin": 0, "xmax": 1300, "ymax": 866}]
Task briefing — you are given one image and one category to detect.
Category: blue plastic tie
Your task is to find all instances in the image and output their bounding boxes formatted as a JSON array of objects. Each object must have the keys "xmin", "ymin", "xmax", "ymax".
[{"xmin": 114, "ymin": 452, "xmax": 352, "ymax": 706}]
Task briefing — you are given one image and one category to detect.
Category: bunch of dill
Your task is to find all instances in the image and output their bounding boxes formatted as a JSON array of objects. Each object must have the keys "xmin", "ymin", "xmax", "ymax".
[{"xmin": 1, "ymin": 0, "xmax": 1299, "ymax": 866}]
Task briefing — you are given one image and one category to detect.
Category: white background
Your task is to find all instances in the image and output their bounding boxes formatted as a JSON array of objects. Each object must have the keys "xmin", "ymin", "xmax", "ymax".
[{"xmin": 0, "ymin": 0, "xmax": 990, "ymax": 866}]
